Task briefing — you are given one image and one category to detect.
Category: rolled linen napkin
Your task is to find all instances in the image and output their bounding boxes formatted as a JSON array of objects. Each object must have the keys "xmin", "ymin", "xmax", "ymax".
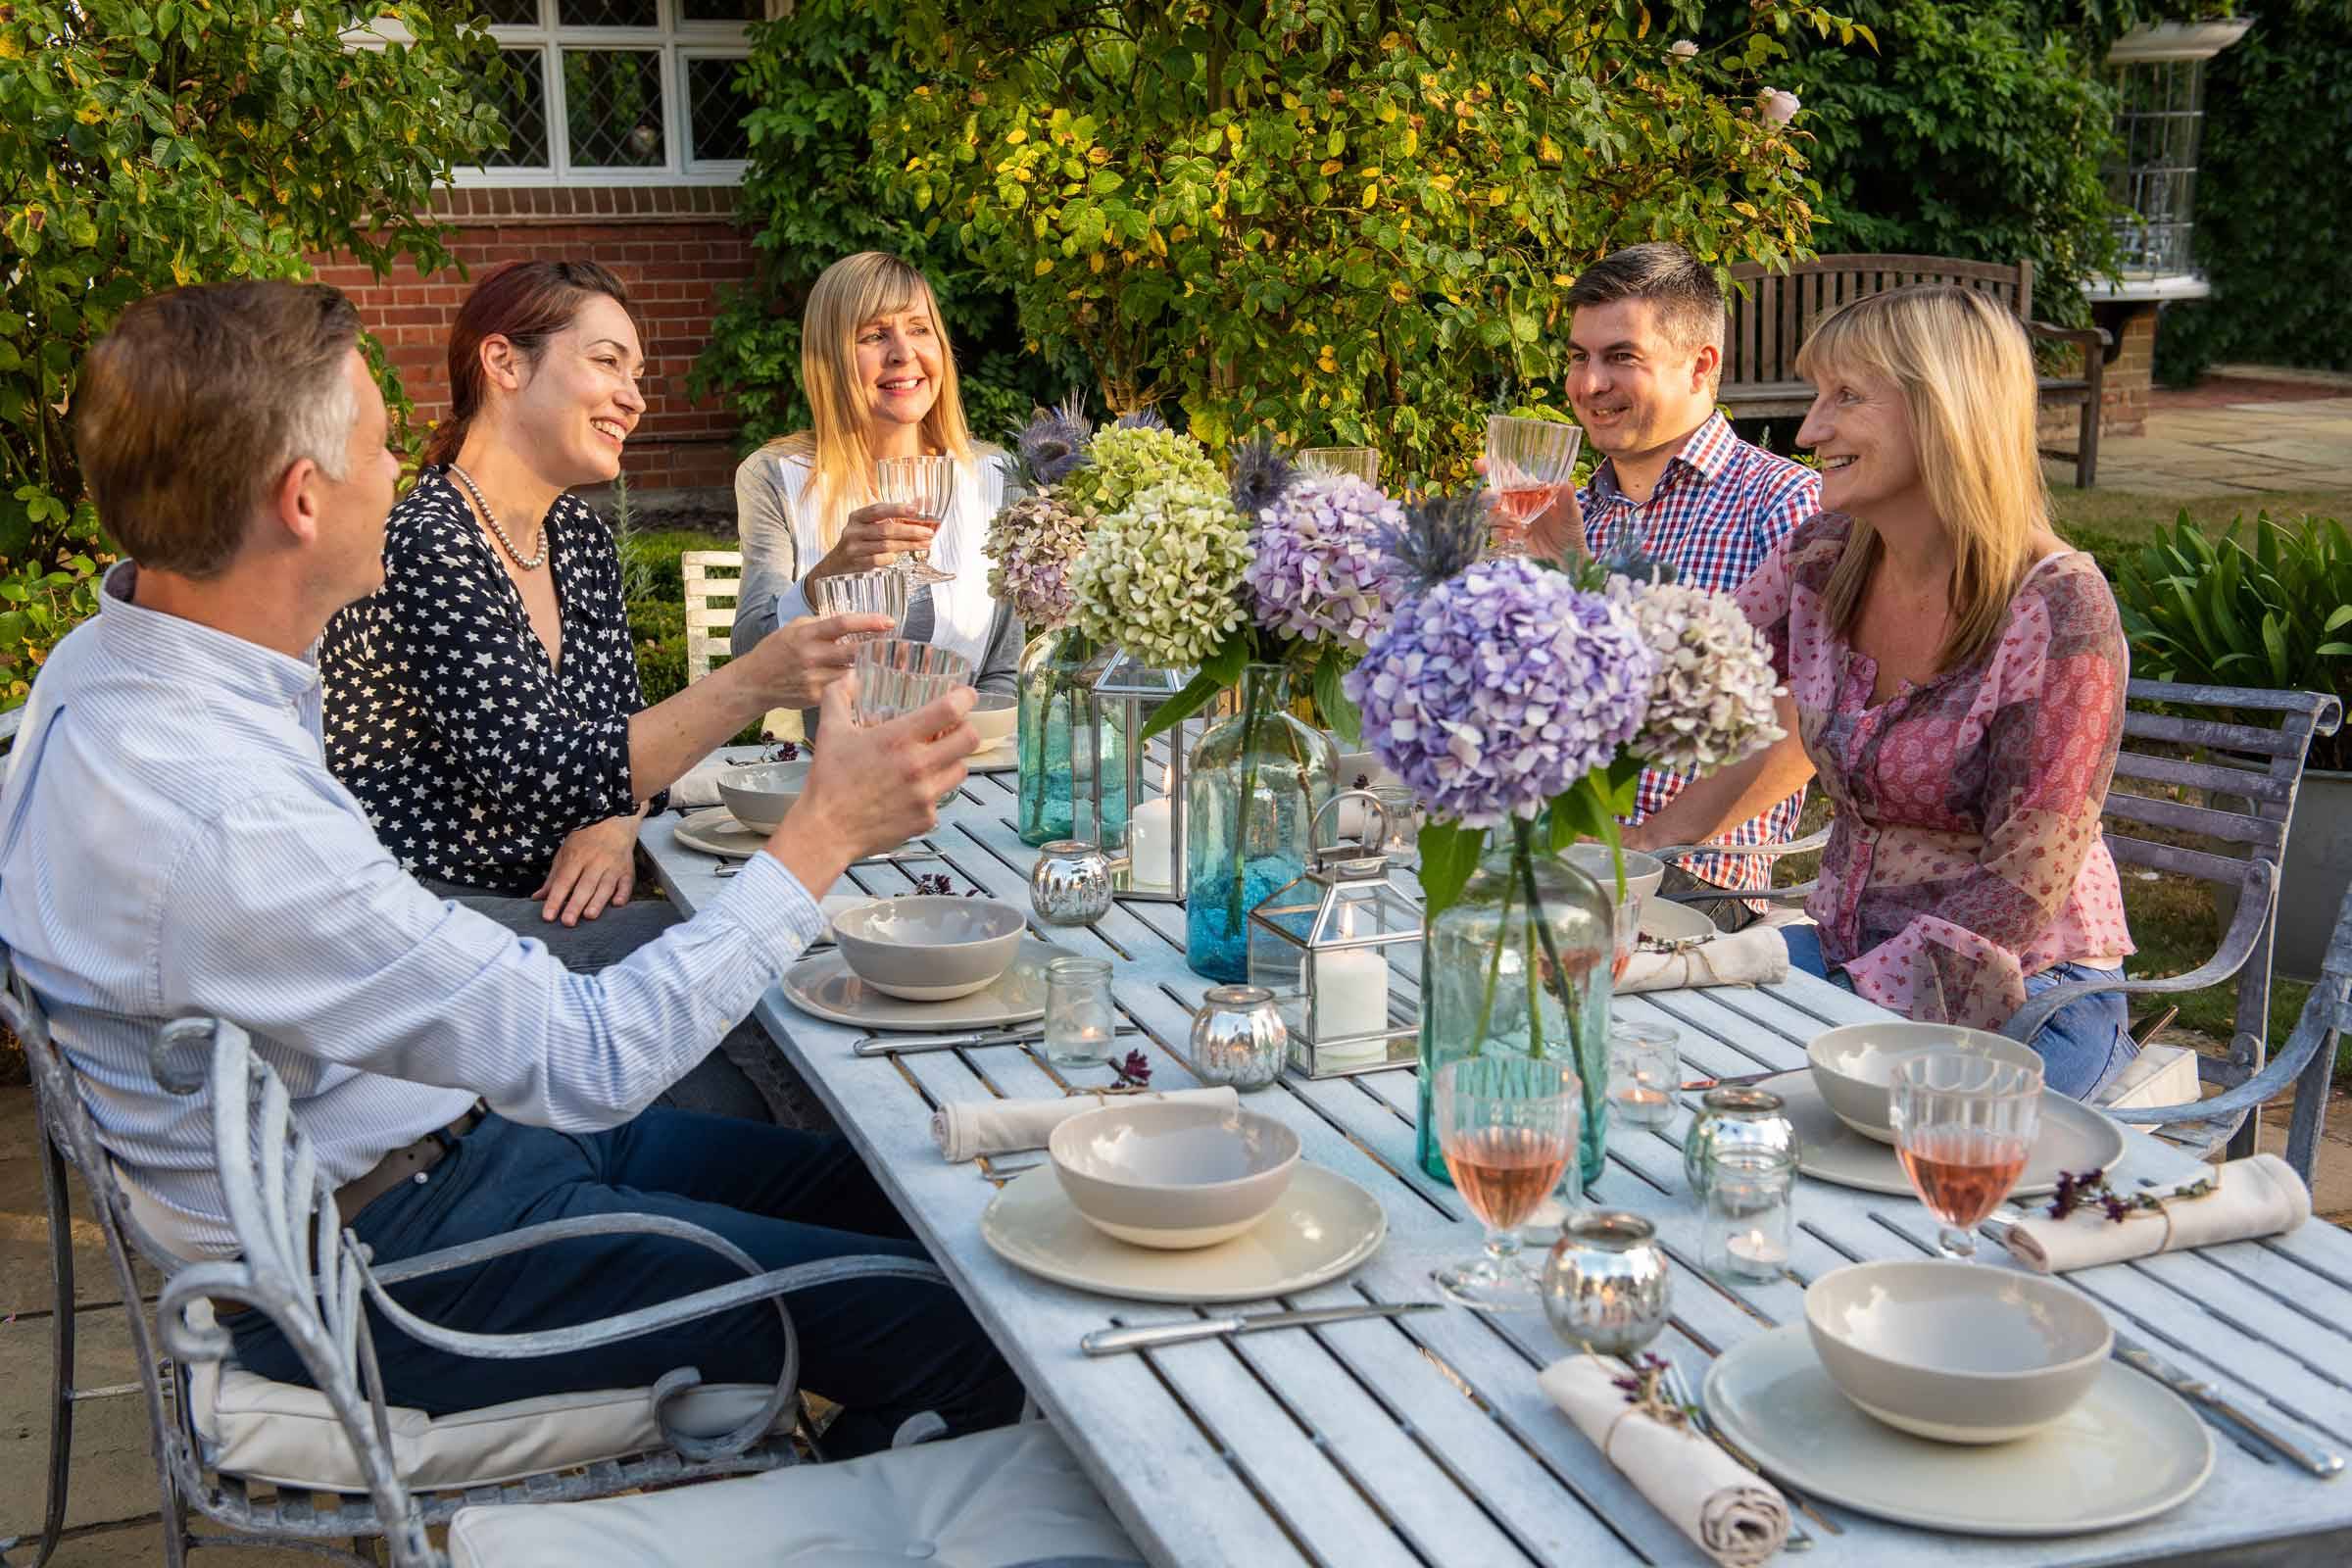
[
  {"xmin": 1618, "ymin": 926, "xmax": 1788, "ymax": 994},
  {"xmin": 668, "ymin": 749, "xmax": 750, "ymax": 810},
  {"xmin": 1998, "ymin": 1153, "xmax": 2310, "ymax": 1273},
  {"xmin": 933, "ymin": 1086, "xmax": 1242, "ymax": 1163},
  {"xmin": 1539, "ymin": 1355, "xmax": 1788, "ymax": 1567}
]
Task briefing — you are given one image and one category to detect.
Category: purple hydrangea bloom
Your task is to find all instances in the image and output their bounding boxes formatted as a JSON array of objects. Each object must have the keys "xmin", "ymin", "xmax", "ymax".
[
  {"xmin": 1243, "ymin": 474, "xmax": 1408, "ymax": 651},
  {"xmin": 1344, "ymin": 559, "xmax": 1655, "ymax": 827}
]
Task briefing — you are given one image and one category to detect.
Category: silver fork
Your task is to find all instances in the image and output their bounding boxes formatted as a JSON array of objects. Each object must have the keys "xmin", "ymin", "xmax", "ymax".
[{"xmin": 1662, "ymin": 1360, "xmax": 1832, "ymax": 1546}]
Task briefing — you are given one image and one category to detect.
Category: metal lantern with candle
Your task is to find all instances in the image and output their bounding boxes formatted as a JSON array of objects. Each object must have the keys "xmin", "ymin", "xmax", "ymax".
[
  {"xmin": 1085, "ymin": 648, "xmax": 1197, "ymax": 902},
  {"xmin": 1247, "ymin": 791, "xmax": 1421, "ymax": 1077}
]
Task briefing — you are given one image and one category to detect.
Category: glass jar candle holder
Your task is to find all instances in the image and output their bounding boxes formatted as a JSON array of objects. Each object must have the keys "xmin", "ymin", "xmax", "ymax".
[
  {"xmin": 1030, "ymin": 841, "xmax": 1113, "ymax": 928},
  {"xmin": 1190, "ymin": 985, "xmax": 1288, "ymax": 1092},
  {"xmin": 1043, "ymin": 956, "xmax": 1117, "ymax": 1070},
  {"xmin": 1607, "ymin": 1022, "xmax": 1681, "ymax": 1131},
  {"xmin": 1700, "ymin": 1146, "xmax": 1796, "ymax": 1285},
  {"xmin": 1683, "ymin": 1085, "xmax": 1799, "ymax": 1196}
]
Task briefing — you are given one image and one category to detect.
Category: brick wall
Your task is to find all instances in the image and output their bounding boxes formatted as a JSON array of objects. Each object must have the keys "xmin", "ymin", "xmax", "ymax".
[
  {"xmin": 2095, "ymin": 303, "xmax": 2159, "ymax": 440},
  {"xmin": 311, "ymin": 185, "xmax": 759, "ymax": 494}
]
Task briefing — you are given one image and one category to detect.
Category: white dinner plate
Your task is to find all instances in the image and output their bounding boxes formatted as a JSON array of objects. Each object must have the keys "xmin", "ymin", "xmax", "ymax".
[
  {"xmin": 671, "ymin": 806, "xmax": 769, "ymax": 860},
  {"xmin": 1703, "ymin": 1326, "xmax": 2212, "ymax": 1536},
  {"xmin": 967, "ymin": 738, "xmax": 1018, "ymax": 774},
  {"xmin": 1641, "ymin": 901, "xmax": 1718, "ymax": 944},
  {"xmin": 781, "ymin": 937, "xmax": 1072, "ymax": 1031},
  {"xmin": 981, "ymin": 1163, "xmax": 1387, "ymax": 1303},
  {"xmin": 1758, "ymin": 1068, "xmax": 2127, "ymax": 1199}
]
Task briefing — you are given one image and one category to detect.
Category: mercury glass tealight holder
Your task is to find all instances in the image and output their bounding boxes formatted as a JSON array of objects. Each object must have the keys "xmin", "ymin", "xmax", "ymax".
[
  {"xmin": 1030, "ymin": 840, "xmax": 1113, "ymax": 928},
  {"xmin": 1248, "ymin": 792, "xmax": 1421, "ymax": 1078},
  {"xmin": 1542, "ymin": 1209, "xmax": 1672, "ymax": 1357},
  {"xmin": 1190, "ymin": 985, "xmax": 1289, "ymax": 1092}
]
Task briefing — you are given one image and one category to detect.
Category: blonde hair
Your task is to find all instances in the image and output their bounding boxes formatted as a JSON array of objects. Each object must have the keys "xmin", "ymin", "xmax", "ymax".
[
  {"xmin": 761, "ymin": 252, "xmax": 974, "ymax": 550},
  {"xmin": 1795, "ymin": 285, "xmax": 2050, "ymax": 672}
]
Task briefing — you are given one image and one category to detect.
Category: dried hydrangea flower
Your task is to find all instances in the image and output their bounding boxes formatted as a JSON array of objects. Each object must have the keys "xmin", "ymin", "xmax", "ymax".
[
  {"xmin": 1346, "ymin": 558, "xmax": 1653, "ymax": 827},
  {"xmin": 1066, "ymin": 474, "xmax": 1252, "ymax": 668},
  {"xmin": 1608, "ymin": 576, "xmax": 1786, "ymax": 775},
  {"xmin": 984, "ymin": 488, "xmax": 1094, "ymax": 630},
  {"xmin": 1059, "ymin": 425, "xmax": 1223, "ymax": 521}
]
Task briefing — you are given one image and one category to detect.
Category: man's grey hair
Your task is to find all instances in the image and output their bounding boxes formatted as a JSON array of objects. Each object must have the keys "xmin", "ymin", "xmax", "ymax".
[{"xmin": 1565, "ymin": 242, "xmax": 1727, "ymax": 369}]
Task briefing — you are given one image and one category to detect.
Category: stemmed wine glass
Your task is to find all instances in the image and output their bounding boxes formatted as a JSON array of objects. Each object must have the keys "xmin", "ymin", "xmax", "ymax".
[
  {"xmin": 1431, "ymin": 1055, "xmax": 1581, "ymax": 1310},
  {"xmin": 1297, "ymin": 446, "xmax": 1380, "ymax": 484},
  {"xmin": 1890, "ymin": 1049, "xmax": 2044, "ymax": 1260},
  {"xmin": 1483, "ymin": 415, "xmax": 1582, "ymax": 559},
  {"xmin": 875, "ymin": 454, "xmax": 958, "ymax": 586}
]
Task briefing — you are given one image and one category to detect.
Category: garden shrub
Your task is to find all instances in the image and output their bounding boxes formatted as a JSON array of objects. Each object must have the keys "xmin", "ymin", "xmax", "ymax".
[
  {"xmin": 876, "ymin": 1, "xmax": 1839, "ymax": 486},
  {"xmin": 0, "ymin": 0, "xmax": 505, "ymax": 701}
]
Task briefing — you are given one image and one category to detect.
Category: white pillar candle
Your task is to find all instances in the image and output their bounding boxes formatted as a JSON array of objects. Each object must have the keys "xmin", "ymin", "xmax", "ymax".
[
  {"xmin": 1310, "ymin": 948, "xmax": 1391, "ymax": 1066},
  {"xmin": 1128, "ymin": 798, "xmax": 1177, "ymax": 888}
]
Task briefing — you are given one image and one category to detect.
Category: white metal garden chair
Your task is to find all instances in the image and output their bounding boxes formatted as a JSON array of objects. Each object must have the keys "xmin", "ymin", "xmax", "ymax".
[
  {"xmin": 3, "ymin": 969, "xmax": 1129, "ymax": 1567},
  {"xmin": 682, "ymin": 548, "xmax": 799, "ymax": 742}
]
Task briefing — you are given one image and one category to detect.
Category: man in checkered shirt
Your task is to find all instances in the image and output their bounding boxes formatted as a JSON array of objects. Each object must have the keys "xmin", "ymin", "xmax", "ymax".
[{"xmin": 1529, "ymin": 243, "xmax": 1822, "ymax": 928}]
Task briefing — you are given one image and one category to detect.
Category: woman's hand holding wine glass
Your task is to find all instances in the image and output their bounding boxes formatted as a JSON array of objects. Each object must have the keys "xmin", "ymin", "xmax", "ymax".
[{"xmin": 810, "ymin": 501, "xmax": 939, "ymax": 581}]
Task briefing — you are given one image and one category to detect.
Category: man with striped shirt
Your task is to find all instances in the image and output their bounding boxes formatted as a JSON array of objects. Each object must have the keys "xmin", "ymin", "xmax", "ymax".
[
  {"xmin": 1531, "ymin": 244, "xmax": 1822, "ymax": 926},
  {"xmin": 0, "ymin": 281, "xmax": 1018, "ymax": 1454}
]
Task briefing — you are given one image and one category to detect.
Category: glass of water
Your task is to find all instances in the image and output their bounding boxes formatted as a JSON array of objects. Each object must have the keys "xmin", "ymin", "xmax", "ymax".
[{"xmin": 1043, "ymin": 956, "xmax": 1117, "ymax": 1070}]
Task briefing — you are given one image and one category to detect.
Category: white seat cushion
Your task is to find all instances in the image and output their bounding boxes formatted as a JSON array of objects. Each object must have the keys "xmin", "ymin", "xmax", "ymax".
[
  {"xmin": 184, "ymin": 1303, "xmax": 783, "ymax": 1492},
  {"xmin": 446, "ymin": 1421, "xmax": 1141, "ymax": 1568}
]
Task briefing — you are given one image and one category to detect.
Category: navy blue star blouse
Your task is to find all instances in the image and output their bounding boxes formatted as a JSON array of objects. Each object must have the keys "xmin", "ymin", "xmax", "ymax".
[{"xmin": 320, "ymin": 466, "xmax": 656, "ymax": 895}]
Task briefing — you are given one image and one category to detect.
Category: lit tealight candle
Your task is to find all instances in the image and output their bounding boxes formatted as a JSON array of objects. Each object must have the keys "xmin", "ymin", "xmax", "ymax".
[{"xmin": 1726, "ymin": 1229, "xmax": 1788, "ymax": 1274}]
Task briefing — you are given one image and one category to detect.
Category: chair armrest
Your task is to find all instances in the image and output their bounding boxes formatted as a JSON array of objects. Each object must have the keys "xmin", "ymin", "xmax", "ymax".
[
  {"xmin": 2000, "ymin": 859, "xmax": 2274, "ymax": 1050},
  {"xmin": 1664, "ymin": 880, "xmax": 1817, "ymax": 909},
  {"xmin": 2106, "ymin": 1000, "xmax": 2334, "ymax": 1129},
  {"xmin": 1648, "ymin": 827, "xmax": 1829, "ymax": 866},
  {"xmin": 2027, "ymin": 319, "xmax": 2112, "ymax": 352}
]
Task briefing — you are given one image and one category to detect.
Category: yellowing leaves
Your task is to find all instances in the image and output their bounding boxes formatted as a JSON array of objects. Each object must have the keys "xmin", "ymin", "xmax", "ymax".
[
  {"xmin": 1359, "ymin": 183, "xmax": 1378, "ymax": 209},
  {"xmin": 1316, "ymin": 345, "xmax": 1339, "ymax": 373},
  {"xmin": 1318, "ymin": 159, "xmax": 1344, "ymax": 176},
  {"xmin": 74, "ymin": 99, "xmax": 106, "ymax": 125},
  {"xmin": 1538, "ymin": 134, "xmax": 1561, "ymax": 164},
  {"xmin": 1033, "ymin": 258, "xmax": 1054, "ymax": 276}
]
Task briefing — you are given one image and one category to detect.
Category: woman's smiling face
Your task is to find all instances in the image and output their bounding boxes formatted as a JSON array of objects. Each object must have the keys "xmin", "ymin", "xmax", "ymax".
[
  {"xmin": 857, "ymin": 304, "xmax": 944, "ymax": 433},
  {"xmin": 506, "ymin": 292, "xmax": 645, "ymax": 487},
  {"xmin": 1797, "ymin": 362, "xmax": 1925, "ymax": 519}
]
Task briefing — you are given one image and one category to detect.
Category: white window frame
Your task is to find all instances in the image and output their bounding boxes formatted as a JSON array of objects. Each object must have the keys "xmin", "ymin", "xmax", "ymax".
[{"xmin": 457, "ymin": 0, "xmax": 753, "ymax": 186}]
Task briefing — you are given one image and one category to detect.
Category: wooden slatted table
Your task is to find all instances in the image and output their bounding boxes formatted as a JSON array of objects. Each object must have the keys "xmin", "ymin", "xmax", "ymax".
[{"xmin": 644, "ymin": 760, "xmax": 2352, "ymax": 1567}]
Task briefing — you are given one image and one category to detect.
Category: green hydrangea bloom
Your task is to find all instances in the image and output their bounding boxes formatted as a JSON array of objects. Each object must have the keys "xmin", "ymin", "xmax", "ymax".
[
  {"xmin": 1067, "ymin": 475, "xmax": 1252, "ymax": 668},
  {"xmin": 1059, "ymin": 426, "xmax": 1222, "ymax": 520}
]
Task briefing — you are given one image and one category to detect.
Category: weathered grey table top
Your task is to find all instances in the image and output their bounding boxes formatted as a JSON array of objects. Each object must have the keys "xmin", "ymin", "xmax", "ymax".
[{"xmin": 644, "ymin": 759, "xmax": 2352, "ymax": 1567}]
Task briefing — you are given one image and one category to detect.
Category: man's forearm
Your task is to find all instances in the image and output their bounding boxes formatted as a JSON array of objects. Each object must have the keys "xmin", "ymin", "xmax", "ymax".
[{"xmin": 1631, "ymin": 723, "xmax": 1814, "ymax": 854}]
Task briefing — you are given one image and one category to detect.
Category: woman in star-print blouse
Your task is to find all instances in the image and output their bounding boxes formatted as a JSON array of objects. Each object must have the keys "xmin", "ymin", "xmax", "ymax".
[
  {"xmin": 321, "ymin": 261, "xmax": 875, "ymax": 1124},
  {"xmin": 1632, "ymin": 286, "xmax": 2136, "ymax": 1100}
]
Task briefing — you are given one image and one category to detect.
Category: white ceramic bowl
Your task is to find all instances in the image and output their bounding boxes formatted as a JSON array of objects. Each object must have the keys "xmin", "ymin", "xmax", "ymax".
[
  {"xmin": 1561, "ymin": 843, "xmax": 1667, "ymax": 933},
  {"xmin": 1806, "ymin": 1021, "xmax": 2046, "ymax": 1145},
  {"xmin": 830, "ymin": 896, "xmax": 1025, "ymax": 1002},
  {"xmin": 1049, "ymin": 1102, "xmax": 1301, "ymax": 1250},
  {"xmin": 1805, "ymin": 1259, "xmax": 2112, "ymax": 1444},
  {"xmin": 715, "ymin": 759, "xmax": 812, "ymax": 836},
  {"xmin": 968, "ymin": 691, "xmax": 1018, "ymax": 749}
]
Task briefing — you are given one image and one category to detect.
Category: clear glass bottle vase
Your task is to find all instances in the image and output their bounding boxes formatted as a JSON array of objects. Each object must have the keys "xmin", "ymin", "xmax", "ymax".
[
  {"xmin": 1417, "ymin": 824, "xmax": 1614, "ymax": 1189},
  {"xmin": 1015, "ymin": 628, "xmax": 1129, "ymax": 848},
  {"xmin": 1183, "ymin": 663, "xmax": 1337, "ymax": 982}
]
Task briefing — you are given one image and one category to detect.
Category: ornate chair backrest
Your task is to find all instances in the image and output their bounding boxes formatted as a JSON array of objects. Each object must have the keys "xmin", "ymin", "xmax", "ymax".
[
  {"xmin": 2100, "ymin": 679, "xmax": 2342, "ymax": 1095},
  {"xmin": 145, "ymin": 1014, "xmax": 441, "ymax": 1567}
]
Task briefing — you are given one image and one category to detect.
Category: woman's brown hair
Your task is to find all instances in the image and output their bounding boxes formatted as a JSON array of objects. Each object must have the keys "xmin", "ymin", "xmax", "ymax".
[{"xmin": 420, "ymin": 260, "xmax": 642, "ymax": 468}]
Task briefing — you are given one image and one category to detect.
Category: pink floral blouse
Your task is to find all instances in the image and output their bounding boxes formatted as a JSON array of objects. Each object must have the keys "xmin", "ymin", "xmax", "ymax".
[{"xmin": 1736, "ymin": 514, "xmax": 2135, "ymax": 1030}]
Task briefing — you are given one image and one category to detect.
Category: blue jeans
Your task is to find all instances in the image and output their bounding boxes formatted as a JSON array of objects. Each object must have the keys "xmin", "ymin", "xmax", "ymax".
[
  {"xmin": 1780, "ymin": 924, "xmax": 2134, "ymax": 1100},
  {"xmin": 228, "ymin": 1108, "xmax": 1022, "ymax": 1458}
]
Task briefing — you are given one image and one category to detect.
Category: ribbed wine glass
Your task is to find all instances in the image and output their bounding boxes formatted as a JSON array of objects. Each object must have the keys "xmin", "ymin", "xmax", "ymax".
[
  {"xmin": 1890, "ymin": 1050, "xmax": 2044, "ymax": 1260},
  {"xmin": 876, "ymin": 454, "xmax": 957, "ymax": 585},
  {"xmin": 1431, "ymin": 1055, "xmax": 1581, "ymax": 1311},
  {"xmin": 1483, "ymin": 416, "xmax": 1582, "ymax": 559},
  {"xmin": 810, "ymin": 567, "xmax": 909, "ymax": 640}
]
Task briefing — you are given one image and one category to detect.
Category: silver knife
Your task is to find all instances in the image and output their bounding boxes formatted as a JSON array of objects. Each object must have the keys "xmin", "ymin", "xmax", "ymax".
[
  {"xmin": 2111, "ymin": 1334, "xmax": 2345, "ymax": 1478},
  {"xmin": 854, "ymin": 1024, "xmax": 1144, "ymax": 1056},
  {"xmin": 1679, "ymin": 1066, "xmax": 1784, "ymax": 1093},
  {"xmin": 1082, "ymin": 1301, "xmax": 1443, "ymax": 1356}
]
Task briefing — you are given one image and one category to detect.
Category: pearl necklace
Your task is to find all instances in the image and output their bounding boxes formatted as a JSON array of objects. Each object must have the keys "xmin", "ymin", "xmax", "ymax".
[{"xmin": 447, "ymin": 463, "xmax": 548, "ymax": 571}]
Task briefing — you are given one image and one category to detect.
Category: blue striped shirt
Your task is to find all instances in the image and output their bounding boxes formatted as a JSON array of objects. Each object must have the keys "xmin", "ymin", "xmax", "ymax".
[{"xmin": 0, "ymin": 565, "xmax": 824, "ymax": 1252}]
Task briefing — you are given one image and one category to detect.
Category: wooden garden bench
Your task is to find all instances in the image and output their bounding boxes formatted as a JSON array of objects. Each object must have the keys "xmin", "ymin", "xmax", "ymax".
[{"xmin": 1722, "ymin": 254, "xmax": 2110, "ymax": 489}]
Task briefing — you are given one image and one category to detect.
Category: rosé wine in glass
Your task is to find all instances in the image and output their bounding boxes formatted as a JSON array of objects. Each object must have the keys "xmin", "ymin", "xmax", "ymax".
[
  {"xmin": 1432, "ymin": 1056, "xmax": 1581, "ymax": 1310},
  {"xmin": 1889, "ymin": 1051, "xmax": 2043, "ymax": 1260}
]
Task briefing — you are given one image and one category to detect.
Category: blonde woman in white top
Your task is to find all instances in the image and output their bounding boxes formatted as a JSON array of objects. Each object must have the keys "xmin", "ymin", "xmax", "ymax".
[{"xmin": 730, "ymin": 253, "xmax": 1023, "ymax": 711}]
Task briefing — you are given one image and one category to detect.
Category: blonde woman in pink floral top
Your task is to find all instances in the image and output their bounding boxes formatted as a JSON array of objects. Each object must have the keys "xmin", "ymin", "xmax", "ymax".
[{"xmin": 1631, "ymin": 285, "xmax": 2137, "ymax": 1097}]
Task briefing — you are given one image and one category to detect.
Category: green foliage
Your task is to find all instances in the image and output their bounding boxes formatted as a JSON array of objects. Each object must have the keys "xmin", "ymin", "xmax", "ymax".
[
  {"xmin": 879, "ymin": 1, "xmax": 1834, "ymax": 486},
  {"xmin": 1730, "ymin": 0, "xmax": 2120, "ymax": 314},
  {"xmin": 2153, "ymin": 1, "xmax": 2352, "ymax": 381},
  {"xmin": 2114, "ymin": 512, "xmax": 2352, "ymax": 769},
  {"xmin": 0, "ymin": 0, "xmax": 505, "ymax": 701},
  {"xmin": 687, "ymin": 0, "xmax": 1069, "ymax": 451}
]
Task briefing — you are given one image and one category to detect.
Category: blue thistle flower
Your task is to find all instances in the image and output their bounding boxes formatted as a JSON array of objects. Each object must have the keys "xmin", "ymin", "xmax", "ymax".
[
  {"xmin": 1227, "ymin": 435, "xmax": 1297, "ymax": 518},
  {"xmin": 1013, "ymin": 391, "xmax": 1094, "ymax": 488}
]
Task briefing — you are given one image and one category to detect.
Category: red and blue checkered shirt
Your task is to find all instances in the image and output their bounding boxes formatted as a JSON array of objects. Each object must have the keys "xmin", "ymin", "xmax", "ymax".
[{"xmin": 1579, "ymin": 413, "xmax": 1822, "ymax": 894}]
